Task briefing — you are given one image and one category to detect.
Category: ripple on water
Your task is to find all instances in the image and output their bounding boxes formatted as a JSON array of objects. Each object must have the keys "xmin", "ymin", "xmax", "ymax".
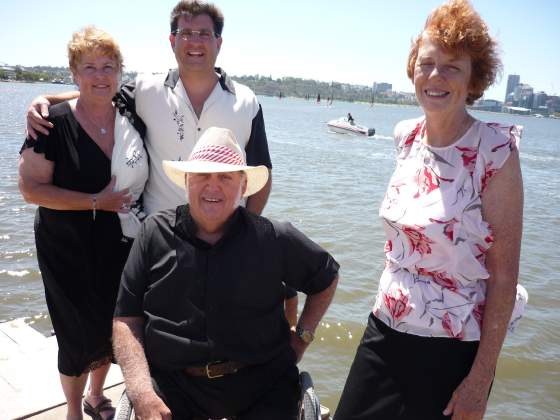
[{"xmin": 1, "ymin": 91, "xmax": 560, "ymax": 418}]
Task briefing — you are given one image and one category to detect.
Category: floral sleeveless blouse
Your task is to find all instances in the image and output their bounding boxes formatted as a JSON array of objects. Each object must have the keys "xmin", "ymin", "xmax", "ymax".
[{"xmin": 373, "ymin": 117, "xmax": 528, "ymax": 341}]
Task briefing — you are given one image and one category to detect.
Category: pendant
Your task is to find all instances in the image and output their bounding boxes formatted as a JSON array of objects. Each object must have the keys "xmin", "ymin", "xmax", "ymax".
[{"xmin": 100, "ymin": 128, "xmax": 107, "ymax": 135}]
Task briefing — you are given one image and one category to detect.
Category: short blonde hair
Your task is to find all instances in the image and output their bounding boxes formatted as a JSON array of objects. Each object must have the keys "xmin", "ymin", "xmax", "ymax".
[
  {"xmin": 67, "ymin": 26, "xmax": 123, "ymax": 72},
  {"xmin": 407, "ymin": 0, "xmax": 502, "ymax": 105}
]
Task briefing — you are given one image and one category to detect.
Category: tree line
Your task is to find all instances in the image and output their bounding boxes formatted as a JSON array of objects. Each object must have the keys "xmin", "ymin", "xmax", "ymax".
[{"xmin": 1, "ymin": 66, "xmax": 417, "ymax": 105}]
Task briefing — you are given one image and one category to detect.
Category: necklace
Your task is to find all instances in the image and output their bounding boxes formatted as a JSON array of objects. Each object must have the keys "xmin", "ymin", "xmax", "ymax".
[{"xmin": 76, "ymin": 101, "xmax": 114, "ymax": 136}]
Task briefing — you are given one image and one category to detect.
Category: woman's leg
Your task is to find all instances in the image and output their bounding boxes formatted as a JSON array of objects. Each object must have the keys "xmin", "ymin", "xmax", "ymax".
[
  {"xmin": 60, "ymin": 372, "xmax": 88, "ymax": 420},
  {"xmin": 84, "ymin": 362, "xmax": 114, "ymax": 419},
  {"xmin": 86, "ymin": 362, "xmax": 111, "ymax": 398},
  {"xmin": 335, "ymin": 315, "xmax": 404, "ymax": 420}
]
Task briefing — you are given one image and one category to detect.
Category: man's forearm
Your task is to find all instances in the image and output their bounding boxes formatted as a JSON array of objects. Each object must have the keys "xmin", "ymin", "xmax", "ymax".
[
  {"xmin": 246, "ymin": 171, "xmax": 271, "ymax": 215},
  {"xmin": 113, "ymin": 317, "xmax": 154, "ymax": 402},
  {"xmin": 45, "ymin": 90, "xmax": 80, "ymax": 104},
  {"xmin": 297, "ymin": 276, "xmax": 338, "ymax": 332}
]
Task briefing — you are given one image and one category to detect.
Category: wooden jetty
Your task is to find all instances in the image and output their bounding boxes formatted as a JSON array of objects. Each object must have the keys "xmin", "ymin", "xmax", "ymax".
[{"xmin": 0, "ymin": 318, "xmax": 123, "ymax": 419}]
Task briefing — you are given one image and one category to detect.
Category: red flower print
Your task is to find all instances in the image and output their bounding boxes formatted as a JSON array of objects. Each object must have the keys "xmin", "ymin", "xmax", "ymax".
[
  {"xmin": 403, "ymin": 122, "xmax": 422, "ymax": 150},
  {"xmin": 491, "ymin": 138, "xmax": 512, "ymax": 153},
  {"xmin": 417, "ymin": 268, "xmax": 459, "ymax": 292},
  {"xmin": 383, "ymin": 288, "xmax": 412, "ymax": 321},
  {"xmin": 481, "ymin": 162, "xmax": 497, "ymax": 192},
  {"xmin": 472, "ymin": 301, "xmax": 485, "ymax": 328},
  {"xmin": 402, "ymin": 225, "xmax": 433, "ymax": 256},
  {"xmin": 474, "ymin": 244, "xmax": 487, "ymax": 265},
  {"xmin": 429, "ymin": 217, "xmax": 458, "ymax": 241},
  {"xmin": 414, "ymin": 166, "xmax": 454, "ymax": 198},
  {"xmin": 442, "ymin": 312, "xmax": 464, "ymax": 339},
  {"xmin": 390, "ymin": 181, "xmax": 406, "ymax": 195},
  {"xmin": 384, "ymin": 240, "xmax": 393, "ymax": 253},
  {"xmin": 456, "ymin": 146, "xmax": 478, "ymax": 174}
]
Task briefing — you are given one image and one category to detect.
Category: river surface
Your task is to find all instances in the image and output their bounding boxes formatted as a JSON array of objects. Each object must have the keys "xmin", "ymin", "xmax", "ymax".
[{"xmin": 1, "ymin": 81, "xmax": 558, "ymax": 419}]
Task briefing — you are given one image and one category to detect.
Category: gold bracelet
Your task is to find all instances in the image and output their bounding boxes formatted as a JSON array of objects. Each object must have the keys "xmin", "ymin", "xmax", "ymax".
[{"xmin": 92, "ymin": 195, "xmax": 97, "ymax": 221}]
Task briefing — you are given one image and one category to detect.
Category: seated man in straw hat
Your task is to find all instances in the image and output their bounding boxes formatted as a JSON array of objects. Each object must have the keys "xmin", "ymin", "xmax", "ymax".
[{"xmin": 113, "ymin": 127, "xmax": 339, "ymax": 420}]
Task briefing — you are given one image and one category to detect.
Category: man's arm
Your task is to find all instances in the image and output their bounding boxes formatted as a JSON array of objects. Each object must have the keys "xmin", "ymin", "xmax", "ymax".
[
  {"xmin": 246, "ymin": 171, "xmax": 271, "ymax": 215},
  {"xmin": 19, "ymin": 148, "xmax": 131, "ymax": 212},
  {"xmin": 290, "ymin": 276, "xmax": 338, "ymax": 363},
  {"xmin": 245, "ymin": 104, "xmax": 272, "ymax": 214},
  {"xmin": 113, "ymin": 317, "xmax": 171, "ymax": 419},
  {"xmin": 27, "ymin": 91, "xmax": 80, "ymax": 138},
  {"xmin": 284, "ymin": 290, "xmax": 298, "ymax": 329}
]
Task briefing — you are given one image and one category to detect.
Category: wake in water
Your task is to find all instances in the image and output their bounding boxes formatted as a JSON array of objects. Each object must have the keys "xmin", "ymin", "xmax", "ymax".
[{"xmin": 371, "ymin": 134, "xmax": 393, "ymax": 141}]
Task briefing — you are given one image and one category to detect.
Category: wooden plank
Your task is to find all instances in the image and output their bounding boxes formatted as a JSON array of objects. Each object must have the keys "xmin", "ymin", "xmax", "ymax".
[
  {"xmin": 23, "ymin": 383, "xmax": 125, "ymax": 419},
  {"xmin": 0, "ymin": 329, "xmax": 22, "ymax": 362},
  {"xmin": 0, "ymin": 319, "xmax": 123, "ymax": 420},
  {"xmin": 0, "ymin": 318, "xmax": 47, "ymax": 352}
]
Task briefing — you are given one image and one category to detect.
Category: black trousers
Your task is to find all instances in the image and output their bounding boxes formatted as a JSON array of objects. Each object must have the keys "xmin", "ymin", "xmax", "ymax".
[
  {"xmin": 335, "ymin": 314, "xmax": 480, "ymax": 420},
  {"xmin": 152, "ymin": 354, "xmax": 300, "ymax": 419}
]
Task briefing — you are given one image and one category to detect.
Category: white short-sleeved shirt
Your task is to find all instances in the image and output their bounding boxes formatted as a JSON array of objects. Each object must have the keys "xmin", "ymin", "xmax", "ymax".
[
  {"xmin": 373, "ymin": 117, "xmax": 528, "ymax": 341},
  {"xmin": 118, "ymin": 68, "xmax": 271, "ymax": 214}
]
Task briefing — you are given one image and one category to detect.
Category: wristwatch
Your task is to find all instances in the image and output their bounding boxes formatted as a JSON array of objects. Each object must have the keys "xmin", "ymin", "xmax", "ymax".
[{"xmin": 295, "ymin": 325, "xmax": 315, "ymax": 344}]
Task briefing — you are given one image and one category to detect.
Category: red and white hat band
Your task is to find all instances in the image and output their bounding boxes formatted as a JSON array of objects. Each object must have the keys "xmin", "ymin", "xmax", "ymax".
[{"xmin": 189, "ymin": 145, "xmax": 244, "ymax": 166}]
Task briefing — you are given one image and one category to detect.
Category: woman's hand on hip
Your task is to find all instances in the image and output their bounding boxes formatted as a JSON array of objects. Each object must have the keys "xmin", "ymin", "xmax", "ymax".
[
  {"xmin": 443, "ymin": 372, "xmax": 491, "ymax": 419},
  {"xmin": 97, "ymin": 176, "xmax": 132, "ymax": 213}
]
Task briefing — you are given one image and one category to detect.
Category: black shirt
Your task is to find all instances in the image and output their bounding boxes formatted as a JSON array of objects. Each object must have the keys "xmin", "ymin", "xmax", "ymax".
[{"xmin": 114, "ymin": 205, "xmax": 339, "ymax": 371}]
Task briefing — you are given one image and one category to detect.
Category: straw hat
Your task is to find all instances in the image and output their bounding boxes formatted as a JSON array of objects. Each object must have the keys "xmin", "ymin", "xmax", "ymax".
[{"xmin": 162, "ymin": 127, "xmax": 269, "ymax": 197}]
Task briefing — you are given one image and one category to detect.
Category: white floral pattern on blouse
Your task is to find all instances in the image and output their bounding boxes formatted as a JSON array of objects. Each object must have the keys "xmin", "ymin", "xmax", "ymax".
[{"xmin": 373, "ymin": 117, "xmax": 528, "ymax": 341}]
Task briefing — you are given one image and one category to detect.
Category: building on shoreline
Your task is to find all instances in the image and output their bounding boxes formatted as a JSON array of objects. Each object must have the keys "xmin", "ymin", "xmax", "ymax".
[
  {"xmin": 505, "ymin": 74, "xmax": 520, "ymax": 103},
  {"xmin": 0, "ymin": 65, "xmax": 16, "ymax": 80}
]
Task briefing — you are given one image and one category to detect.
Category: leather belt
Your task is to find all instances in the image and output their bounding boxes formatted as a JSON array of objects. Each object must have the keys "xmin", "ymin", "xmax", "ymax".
[{"xmin": 184, "ymin": 361, "xmax": 246, "ymax": 379}]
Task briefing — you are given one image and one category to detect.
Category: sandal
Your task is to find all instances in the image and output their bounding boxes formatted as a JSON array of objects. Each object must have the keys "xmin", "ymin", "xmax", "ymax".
[{"xmin": 83, "ymin": 396, "xmax": 115, "ymax": 420}]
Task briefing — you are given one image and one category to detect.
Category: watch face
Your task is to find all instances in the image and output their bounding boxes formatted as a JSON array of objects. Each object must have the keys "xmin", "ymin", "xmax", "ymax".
[{"xmin": 299, "ymin": 329, "xmax": 314, "ymax": 344}]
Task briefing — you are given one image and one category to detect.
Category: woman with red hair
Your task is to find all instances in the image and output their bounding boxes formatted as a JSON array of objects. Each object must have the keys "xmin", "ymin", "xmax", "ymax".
[{"xmin": 335, "ymin": 1, "xmax": 527, "ymax": 419}]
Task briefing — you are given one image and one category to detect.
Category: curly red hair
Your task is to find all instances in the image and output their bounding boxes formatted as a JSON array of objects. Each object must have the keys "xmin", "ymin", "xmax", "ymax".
[{"xmin": 407, "ymin": 0, "xmax": 502, "ymax": 104}]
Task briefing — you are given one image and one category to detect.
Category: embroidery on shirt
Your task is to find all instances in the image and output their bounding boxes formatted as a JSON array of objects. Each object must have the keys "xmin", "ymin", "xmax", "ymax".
[
  {"xmin": 126, "ymin": 150, "xmax": 144, "ymax": 168},
  {"xmin": 173, "ymin": 110, "xmax": 185, "ymax": 142}
]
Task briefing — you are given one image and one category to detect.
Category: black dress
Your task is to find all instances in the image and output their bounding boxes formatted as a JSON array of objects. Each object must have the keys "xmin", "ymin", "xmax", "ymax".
[{"xmin": 22, "ymin": 102, "xmax": 132, "ymax": 376}]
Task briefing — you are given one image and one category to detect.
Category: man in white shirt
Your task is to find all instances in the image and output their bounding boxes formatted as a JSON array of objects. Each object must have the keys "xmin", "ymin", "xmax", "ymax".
[{"xmin": 26, "ymin": 0, "xmax": 272, "ymax": 215}]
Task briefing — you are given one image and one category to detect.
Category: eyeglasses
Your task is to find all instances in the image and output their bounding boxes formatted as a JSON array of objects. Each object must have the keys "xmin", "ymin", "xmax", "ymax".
[{"xmin": 172, "ymin": 29, "xmax": 218, "ymax": 42}]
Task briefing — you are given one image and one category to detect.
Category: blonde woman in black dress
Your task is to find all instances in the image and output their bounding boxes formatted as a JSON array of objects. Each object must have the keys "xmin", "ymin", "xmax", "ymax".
[{"xmin": 19, "ymin": 27, "xmax": 147, "ymax": 420}]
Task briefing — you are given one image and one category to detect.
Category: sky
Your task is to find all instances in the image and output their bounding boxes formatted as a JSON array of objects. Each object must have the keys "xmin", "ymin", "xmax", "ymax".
[{"xmin": 1, "ymin": 0, "xmax": 559, "ymax": 101}]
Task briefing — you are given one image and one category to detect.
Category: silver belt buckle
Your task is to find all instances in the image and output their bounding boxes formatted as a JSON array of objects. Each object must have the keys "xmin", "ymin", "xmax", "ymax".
[{"xmin": 205, "ymin": 361, "xmax": 225, "ymax": 379}]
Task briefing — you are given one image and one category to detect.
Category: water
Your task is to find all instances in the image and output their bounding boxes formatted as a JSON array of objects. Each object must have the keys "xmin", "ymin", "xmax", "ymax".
[{"xmin": 1, "ymin": 81, "xmax": 559, "ymax": 419}]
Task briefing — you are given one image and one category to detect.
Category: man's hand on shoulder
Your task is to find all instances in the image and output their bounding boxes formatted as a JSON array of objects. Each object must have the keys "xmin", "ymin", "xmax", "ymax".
[
  {"xmin": 26, "ymin": 91, "xmax": 81, "ymax": 139},
  {"xmin": 132, "ymin": 390, "xmax": 172, "ymax": 420},
  {"xmin": 26, "ymin": 96, "xmax": 53, "ymax": 139}
]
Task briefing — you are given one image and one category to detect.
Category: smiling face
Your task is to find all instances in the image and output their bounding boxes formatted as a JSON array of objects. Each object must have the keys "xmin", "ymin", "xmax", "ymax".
[
  {"xmin": 72, "ymin": 52, "xmax": 120, "ymax": 103},
  {"xmin": 187, "ymin": 171, "xmax": 247, "ymax": 241},
  {"xmin": 414, "ymin": 33, "xmax": 472, "ymax": 118},
  {"xmin": 170, "ymin": 14, "xmax": 222, "ymax": 76}
]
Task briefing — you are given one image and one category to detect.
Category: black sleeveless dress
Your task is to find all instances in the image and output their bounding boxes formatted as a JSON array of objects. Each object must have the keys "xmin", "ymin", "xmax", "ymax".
[{"xmin": 22, "ymin": 102, "xmax": 132, "ymax": 376}]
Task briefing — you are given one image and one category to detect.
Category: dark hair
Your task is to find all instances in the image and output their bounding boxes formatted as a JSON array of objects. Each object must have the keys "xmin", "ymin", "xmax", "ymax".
[
  {"xmin": 407, "ymin": 0, "xmax": 502, "ymax": 105},
  {"xmin": 170, "ymin": 0, "xmax": 224, "ymax": 36}
]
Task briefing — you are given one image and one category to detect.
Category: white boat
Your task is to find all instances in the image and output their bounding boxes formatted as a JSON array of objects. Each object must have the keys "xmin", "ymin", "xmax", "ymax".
[{"xmin": 327, "ymin": 117, "xmax": 375, "ymax": 137}]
